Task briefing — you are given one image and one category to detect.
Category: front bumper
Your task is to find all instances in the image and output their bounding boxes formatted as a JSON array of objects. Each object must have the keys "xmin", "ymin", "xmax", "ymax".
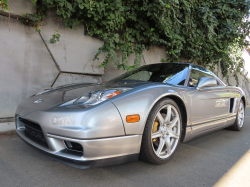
[{"xmin": 16, "ymin": 115, "xmax": 142, "ymax": 168}]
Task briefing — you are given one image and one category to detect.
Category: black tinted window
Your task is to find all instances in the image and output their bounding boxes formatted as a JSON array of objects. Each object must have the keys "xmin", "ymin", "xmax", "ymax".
[
  {"xmin": 188, "ymin": 65, "xmax": 222, "ymax": 87},
  {"xmin": 110, "ymin": 63, "xmax": 189, "ymax": 86},
  {"xmin": 188, "ymin": 69, "xmax": 213, "ymax": 87}
]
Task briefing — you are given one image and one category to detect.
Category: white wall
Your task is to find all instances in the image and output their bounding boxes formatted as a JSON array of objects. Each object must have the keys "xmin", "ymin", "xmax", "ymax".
[
  {"xmin": 0, "ymin": 15, "xmax": 59, "ymax": 118},
  {"xmin": 3, "ymin": 0, "xmax": 35, "ymax": 15},
  {"xmin": 0, "ymin": 6, "xmax": 104, "ymax": 121},
  {"xmin": 40, "ymin": 14, "xmax": 105, "ymax": 75}
]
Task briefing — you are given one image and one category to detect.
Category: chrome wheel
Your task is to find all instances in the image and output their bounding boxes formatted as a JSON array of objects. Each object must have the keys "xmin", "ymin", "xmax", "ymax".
[
  {"xmin": 238, "ymin": 102, "xmax": 244, "ymax": 128},
  {"xmin": 151, "ymin": 104, "xmax": 181, "ymax": 159}
]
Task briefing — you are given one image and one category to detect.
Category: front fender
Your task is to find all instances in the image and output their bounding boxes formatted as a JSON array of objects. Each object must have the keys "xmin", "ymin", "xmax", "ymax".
[{"xmin": 110, "ymin": 85, "xmax": 189, "ymax": 135}]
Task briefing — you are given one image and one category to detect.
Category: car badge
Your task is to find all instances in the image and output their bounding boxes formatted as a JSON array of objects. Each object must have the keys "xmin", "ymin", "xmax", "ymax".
[{"xmin": 34, "ymin": 99, "xmax": 43, "ymax": 104}]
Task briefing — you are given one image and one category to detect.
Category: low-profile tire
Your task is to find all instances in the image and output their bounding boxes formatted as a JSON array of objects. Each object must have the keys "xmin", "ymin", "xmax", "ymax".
[
  {"xmin": 140, "ymin": 98, "xmax": 182, "ymax": 165},
  {"xmin": 228, "ymin": 100, "xmax": 245, "ymax": 131}
]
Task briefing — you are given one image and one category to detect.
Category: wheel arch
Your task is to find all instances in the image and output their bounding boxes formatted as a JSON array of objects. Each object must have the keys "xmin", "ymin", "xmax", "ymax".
[
  {"xmin": 241, "ymin": 96, "xmax": 246, "ymax": 109},
  {"xmin": 166, "ymin": 95, "xmax": 188, "ymax": 142}
]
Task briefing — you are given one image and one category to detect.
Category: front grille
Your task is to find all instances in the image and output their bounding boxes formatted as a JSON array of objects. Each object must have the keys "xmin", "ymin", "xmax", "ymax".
[{"xmin": 19, "ymin": 117, "xmax": 46, "ymax": 142}]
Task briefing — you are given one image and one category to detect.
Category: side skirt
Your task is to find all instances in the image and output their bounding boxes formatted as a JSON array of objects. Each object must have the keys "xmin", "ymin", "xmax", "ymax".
[{"xmin": 183, "ymin": 116, "xmax": 236, "ymax": 142}]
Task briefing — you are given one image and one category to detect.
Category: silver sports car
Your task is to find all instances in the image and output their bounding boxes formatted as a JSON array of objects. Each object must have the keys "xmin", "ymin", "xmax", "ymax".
[{"xmin": 16, "ymin": 63, "xmax": 246, "ymax": 168}]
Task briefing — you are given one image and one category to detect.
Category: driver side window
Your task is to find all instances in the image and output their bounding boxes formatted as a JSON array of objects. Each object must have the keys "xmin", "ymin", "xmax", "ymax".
[{"xmin": 188, "ymin": 69, "xmax": 214, "ymax": 87}]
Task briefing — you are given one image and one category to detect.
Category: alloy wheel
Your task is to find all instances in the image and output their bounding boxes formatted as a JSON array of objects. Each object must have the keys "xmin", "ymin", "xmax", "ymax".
[
  {"xmin": 238, "ymin": 102, "xmax": 245, "ymax": 128},
  {"xmin": 151, "ymin": 104, "xmax": 181, "ymax": 159}
]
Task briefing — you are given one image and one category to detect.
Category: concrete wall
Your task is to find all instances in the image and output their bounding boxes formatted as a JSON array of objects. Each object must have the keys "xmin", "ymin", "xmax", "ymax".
[
  {"xmin": 0, "ymin": 0, "xmax": 250, "ymax": 133},
  {"xmin": 40, "ymin": 14, "xmax": 105, "ymax": 75},
  {"xmin": 3, "ymin": 0, "xmax": 36, "ymax": 15},
  {"xmin": 0, "ymin": 3, "xmax": 105, "ymax": 132},
  {"xmin": 0, "ymin": 15, "xmax": 59, "ymax": 118}
]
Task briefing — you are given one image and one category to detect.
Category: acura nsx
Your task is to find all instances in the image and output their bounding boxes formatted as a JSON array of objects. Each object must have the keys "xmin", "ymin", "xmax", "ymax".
[{"xmin": 16, "ymin": 63, "xmax": 246, "ymax": 168}]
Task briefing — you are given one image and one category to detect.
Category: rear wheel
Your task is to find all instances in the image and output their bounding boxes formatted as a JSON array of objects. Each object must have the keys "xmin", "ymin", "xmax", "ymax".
[
  {"xmin": 140, "ymin": 98, "xmax": 182, "ymax": 164},
  {"xmin": 228, "ymin": 100, "xmax": 245, "ymax": 131}
]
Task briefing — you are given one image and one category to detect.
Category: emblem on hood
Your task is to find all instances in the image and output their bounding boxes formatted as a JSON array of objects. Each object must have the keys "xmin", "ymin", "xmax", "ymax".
[{"xmin": 34, "ymin": 99, "xmax": 43, "ymax": 104}]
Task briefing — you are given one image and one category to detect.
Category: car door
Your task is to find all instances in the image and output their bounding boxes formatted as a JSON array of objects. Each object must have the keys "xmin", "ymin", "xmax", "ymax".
[{"xmin": 186, "ymin": 66, "xmax": 230, "ymax": 134}]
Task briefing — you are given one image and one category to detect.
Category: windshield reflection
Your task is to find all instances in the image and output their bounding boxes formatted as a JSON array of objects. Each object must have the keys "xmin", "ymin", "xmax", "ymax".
[{"xmin": 109, "ymin": 63, "xmax": 189, "ymax": 86}]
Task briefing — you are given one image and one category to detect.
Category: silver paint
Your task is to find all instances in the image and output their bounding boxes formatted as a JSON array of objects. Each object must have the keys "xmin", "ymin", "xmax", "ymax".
[
  {"xmin": 34, "ymin": 99, "xmax": 43, "ymax": 104},
  {"xmin": 16, "ymin": 128, "xmax": 141, "ymax": 161},
  {"xmin": 196, "ymin": 77, "xmax": 217, "ymax": 91},
  {"xmin": 15, "ymin": 63, "xmax": 247, "ymax": 164}
]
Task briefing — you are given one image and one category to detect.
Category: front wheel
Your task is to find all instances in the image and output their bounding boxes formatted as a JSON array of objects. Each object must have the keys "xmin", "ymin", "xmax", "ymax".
[{"xmin": 140, "ymin": 98, "xmax": 182, "ymax": 164}]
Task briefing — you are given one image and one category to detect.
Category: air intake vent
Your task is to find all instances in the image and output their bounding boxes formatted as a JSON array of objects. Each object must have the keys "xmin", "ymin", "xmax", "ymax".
[
  {"xmin": 64, "ymin": 141, "xmax": 83, "ymax": 153},
  {"xmin": 19, "ymin": 117, "xmax": 46, "ymax": 142},
  {"xmin": 230, "ymin": 98, "xmax": 234, "ymax": 113}
]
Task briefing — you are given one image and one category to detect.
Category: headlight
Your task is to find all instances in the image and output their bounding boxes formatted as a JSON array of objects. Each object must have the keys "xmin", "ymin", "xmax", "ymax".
[
  {"xmin": 74, "ymin": 88, "xmax": 131, "ymax": 106},
  {"xmin": 36, "ymin": 87, "xmax": 53, "ymax": 96}
]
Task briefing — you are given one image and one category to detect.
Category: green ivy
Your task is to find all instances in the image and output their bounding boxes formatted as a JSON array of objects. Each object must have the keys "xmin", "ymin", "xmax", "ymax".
[
  {"xmin": 50, "ymin": 30, "xmax": 61, "ymax": 43},
  {"xmin": 0, "ymin": 0, "xmax": 9, "ymax": 12},
  {"xmin": 21, "ymin": 0, "xmax": 250, "ymax": 77}
]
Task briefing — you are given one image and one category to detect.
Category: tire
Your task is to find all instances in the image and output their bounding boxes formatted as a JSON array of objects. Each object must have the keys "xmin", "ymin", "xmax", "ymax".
[
  {"xmin": 228, "ymin": 100, "xmax": 245, "ymax": 131},
  {"xmin": 139, "ymin": 98, "xmax": 182, "ymax": 164}
]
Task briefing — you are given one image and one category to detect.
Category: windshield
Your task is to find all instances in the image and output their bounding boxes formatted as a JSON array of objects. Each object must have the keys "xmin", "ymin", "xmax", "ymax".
[{"xmin": 110, "ymin": 63, "xmax": 189, "ymax": 86}]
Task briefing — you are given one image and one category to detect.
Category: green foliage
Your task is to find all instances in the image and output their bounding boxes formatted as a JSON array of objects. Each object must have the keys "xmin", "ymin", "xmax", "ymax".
[
  {"xmin": 31, "ymin": 0, "xmax": 37, "ymax": 4},
  {"xmin": 22, "ymin": 0, "xmax": 250, "ymax": 76},
  {"xmin": 50, "ymin": 30, "xmax": 61, "ymax": 43},
  {"xmin": 0, "ymin": 0, "xmax": 9, "ymax": 12},
  {"xmin": 220, "ymin": 40, "xmax": 246, "ymax": 83}
]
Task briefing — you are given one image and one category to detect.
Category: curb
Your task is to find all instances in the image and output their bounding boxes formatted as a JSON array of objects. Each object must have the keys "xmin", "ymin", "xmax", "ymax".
[{"xmin": 0, "ymin": 122, "xmax": 15, "ymax": 134}]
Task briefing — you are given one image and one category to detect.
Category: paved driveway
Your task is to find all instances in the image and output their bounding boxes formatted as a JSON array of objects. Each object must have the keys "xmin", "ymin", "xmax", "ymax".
[{"xmin": 1, "ymin": 109, "xmax": 250, "ymax": 187}]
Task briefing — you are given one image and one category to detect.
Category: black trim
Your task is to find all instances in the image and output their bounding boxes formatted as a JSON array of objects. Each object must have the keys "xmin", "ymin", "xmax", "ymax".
[
  {"xmin": 43, "ymin": 152, "xmax": 139, "ymax": 169},
  {"xmin": 19, "ymin": 117, "xmax": 42, "ymax": 131},
  {"xmin": 24, "ymin": 130, "xmax": 49, "ymax": 149},
  {"xmin": 230, "ymin": 98, "xmax": 234, "ymax": 113},
  {"xmin": 19, "ymin": 117, "xmax": 47, "ymax": 143},
  {"xmin": 64, "ymin": 141, "xmax": 84, "ymax": 153},
  {"xmin": 17, "ymin": 132, "xmax": 139, "ymax": 169}
]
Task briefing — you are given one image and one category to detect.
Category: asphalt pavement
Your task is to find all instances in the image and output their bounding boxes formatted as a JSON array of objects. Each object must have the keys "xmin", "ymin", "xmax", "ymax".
[{"xmin": 1, "ymin": 109, "xmax": 250, "ymax": 187}]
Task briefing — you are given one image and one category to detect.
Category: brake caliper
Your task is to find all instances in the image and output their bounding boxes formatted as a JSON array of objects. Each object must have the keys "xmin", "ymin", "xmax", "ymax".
[{"xmin": 152, "ymin": 120, "xmax": 159, "ymax": 142}]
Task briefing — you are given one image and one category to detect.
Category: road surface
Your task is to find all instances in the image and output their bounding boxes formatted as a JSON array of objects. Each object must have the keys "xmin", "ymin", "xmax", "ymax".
[{"xmin": 1, "ymin": 109, "xmax": 250, "ymax": 187}]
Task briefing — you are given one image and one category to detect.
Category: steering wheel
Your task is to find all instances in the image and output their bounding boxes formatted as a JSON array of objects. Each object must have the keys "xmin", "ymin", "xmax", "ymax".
[{"xmin": 188, "ymin": 77, "xmax": 194, "ymax": 87}]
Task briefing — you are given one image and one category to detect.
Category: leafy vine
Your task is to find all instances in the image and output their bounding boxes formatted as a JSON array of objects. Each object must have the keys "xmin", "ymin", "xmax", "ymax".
[
  {"xmin": 0, "ymin": 0, "xmax": 9, "ymax": 12},
  {"xmin": 4, "ymin": 0, "xmax": 250, "ymax": 79}
]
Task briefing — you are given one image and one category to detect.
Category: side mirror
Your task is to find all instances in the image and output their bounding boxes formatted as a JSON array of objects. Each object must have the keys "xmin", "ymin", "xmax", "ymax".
[{"xmin": 196, "ymin": 77, "xmax": 217, "ymax": 91}]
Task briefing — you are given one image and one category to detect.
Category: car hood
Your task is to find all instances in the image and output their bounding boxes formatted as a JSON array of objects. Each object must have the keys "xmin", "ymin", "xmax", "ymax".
[{"xmin": 16, "ymin": 81, "xmax": 151, "ymax": 116}]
